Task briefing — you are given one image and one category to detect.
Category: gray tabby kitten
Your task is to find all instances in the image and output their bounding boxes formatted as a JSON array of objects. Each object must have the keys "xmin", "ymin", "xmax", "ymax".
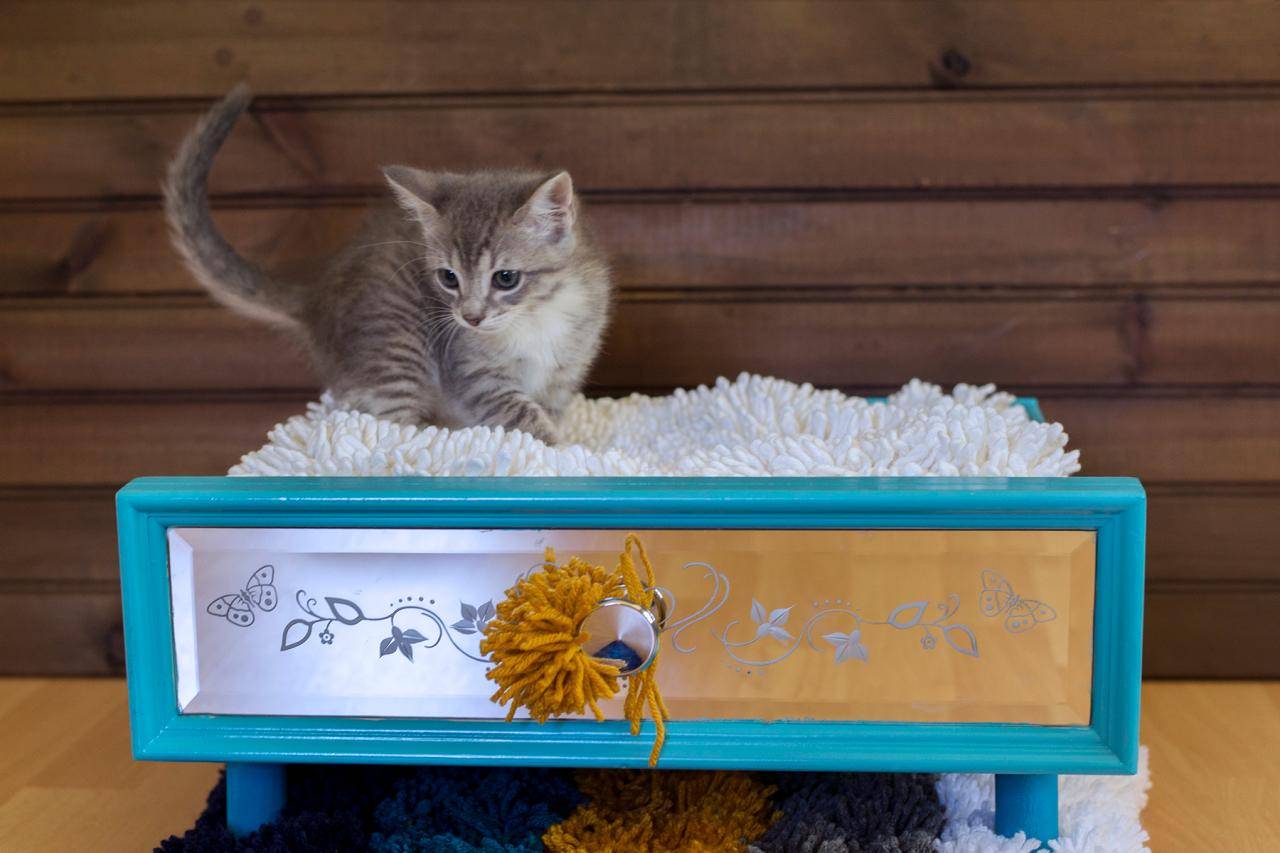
[{"xmin": 164, "ymin": 84, "xmax": 611, "ymax": 444}]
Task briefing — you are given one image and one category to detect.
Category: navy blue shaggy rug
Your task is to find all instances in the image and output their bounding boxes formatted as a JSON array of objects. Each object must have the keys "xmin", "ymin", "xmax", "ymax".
[{"xmin": 157, "ymin": 764, "xmax": 945, "ymax": 852}]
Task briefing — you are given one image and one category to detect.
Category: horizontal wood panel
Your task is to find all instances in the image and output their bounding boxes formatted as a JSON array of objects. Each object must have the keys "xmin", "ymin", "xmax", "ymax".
[
  {"xmin": 1146, "ymin": 486, "xmax": 1280, "ymax": 583},
  {"xmin": 1, "ymin": 394, "xmax": 1278, "ymax": 486},
  {"xmin": 8, "ymin": 92, "xmax": 1280, "ymax": 200},
  {"xmin": 1049, "ymin": 396, "xmax": 1280, "ymax": 481},
  {"xmin": 9, "ymin": 198, "xmax": 1280, "ymax": 299},
  {"xmin": 4, "ymin": 295, "xmax": 1280, "ymax": 393},
  {"xmin": 8, "ymin": 485, "xmax": 1276, "ymax": 585},
  {"xmin": 0, "ymin": 591, "xmax": 122, "ymax": 675},
  {"xmin": 0, "ymin": 300, "xmax": 317, "ymax": 392},
  {"xmin": 0, "ymin": 398, "xmax": 302, "ymax": 487},
  {"xmin": 0, "ymin": 488, "xmax": 119, "ymax": 583},
  {"xmin": 5, "ymin": 2, "xmax": 1280, "ymax": 102},
  {"xmin": 1143, "ymin": 588, "xmax": 1280, "ymax": 678},
  {"xmin": 0, "ymin": 585, "xmax": 1271, "ymax": 676}
]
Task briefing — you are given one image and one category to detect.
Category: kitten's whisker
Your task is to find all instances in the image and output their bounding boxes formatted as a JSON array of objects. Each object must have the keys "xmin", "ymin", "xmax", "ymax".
[
  {"xmin": 441, "ymin": 320, "xmax": 462, "ymax": 363},
  {"xmin": 416, "ymin": 306, "xmax": 455, "ymax": 333},
  {"xmin": 351, "ymin": 240, "xmax": 431, "ymax": 252},
  {"xmin": 391, "ymin": 254, "xmax": 428, "ymax": 282},
  {"xmin": 417, "ymin": 309, "xmax": 460, "ymax": 344}
]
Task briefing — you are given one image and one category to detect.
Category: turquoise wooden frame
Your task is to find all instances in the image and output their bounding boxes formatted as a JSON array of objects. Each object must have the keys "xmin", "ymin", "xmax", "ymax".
[{"xmin": 117, "ymin": 475, "xmax": 1144, "ymax": 844}]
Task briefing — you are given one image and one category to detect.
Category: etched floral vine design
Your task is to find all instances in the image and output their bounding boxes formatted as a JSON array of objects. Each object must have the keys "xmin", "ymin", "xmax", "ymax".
[
  {"xmin": 280, "ymin": 590, "xmax": 490, "ymax": 663},
  {"xmin": 719, "ymin": 593, "xmax": 978, "ymax": 667},
  {"xmin": 257, "ymin": 556, "xmax": 1033, "ymax": 675},
  {"xmin": 669, "ymin": 561, "xmax": 983, "ymax": 669}
]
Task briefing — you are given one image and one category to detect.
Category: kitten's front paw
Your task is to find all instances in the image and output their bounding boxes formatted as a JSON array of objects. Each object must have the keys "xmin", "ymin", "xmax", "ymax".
[
  {"xmin": 526, "ymin": 412, "xmax": 560, "ymax": 445},
  {"xmin": 505, "ymin": 401, "xmax": 559, "ymax": 445}
]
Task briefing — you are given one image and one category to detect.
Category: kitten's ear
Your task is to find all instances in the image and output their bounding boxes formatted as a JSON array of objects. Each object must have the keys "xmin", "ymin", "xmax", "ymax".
[
  {"xmin": 383, "ymin": 165, "xmax": 441, "ymax": 227},
  {"xmin": 515, "ymin": 171, "xmax": 575, "ymax": 246}
]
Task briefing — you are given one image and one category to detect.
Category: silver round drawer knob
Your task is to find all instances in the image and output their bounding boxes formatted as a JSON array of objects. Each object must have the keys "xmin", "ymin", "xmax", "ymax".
[{"xmin": 580, "ymin": 596, "xmax": 662, "ymax": 675}]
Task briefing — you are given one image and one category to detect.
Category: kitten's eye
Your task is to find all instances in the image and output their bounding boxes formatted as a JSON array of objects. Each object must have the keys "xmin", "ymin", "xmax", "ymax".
[
  {"xmin": 492, "ymin": 270, "xmax": 522, "ymax": 290},
  {"xmin": 436, "ymin": 269, "xmax": 459, "ymax": 289}
]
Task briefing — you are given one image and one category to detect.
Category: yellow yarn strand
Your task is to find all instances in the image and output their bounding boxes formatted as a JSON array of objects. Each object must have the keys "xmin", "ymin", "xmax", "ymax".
[
  {"xmin": 618, "ymin": 534, "xmax": 671, "ymax": 765},
  {"xmin": 480, "ymin": 534, "xmax": 671, "ymax": 765}
]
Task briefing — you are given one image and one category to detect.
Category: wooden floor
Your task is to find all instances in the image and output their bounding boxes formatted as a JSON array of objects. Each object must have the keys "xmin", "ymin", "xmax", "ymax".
[{"xmin": 0, "ymin": 680, "xmax": 1275, "ymax": 851}]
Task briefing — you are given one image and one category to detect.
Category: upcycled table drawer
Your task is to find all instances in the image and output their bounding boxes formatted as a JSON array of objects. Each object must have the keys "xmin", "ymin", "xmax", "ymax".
[{"xmin": 117, "ymin": 476, "xmax": 1144, "ymax": 845}]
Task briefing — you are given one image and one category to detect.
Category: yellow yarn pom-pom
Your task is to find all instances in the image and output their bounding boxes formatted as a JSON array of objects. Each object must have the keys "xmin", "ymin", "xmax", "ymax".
[
  {"xmin": 542, "ymin": 770, "xmax": 779, "ymax": 852},
  {"xmin": 480, "ymin": 534, "xmax": 670, "ymax": 765}
]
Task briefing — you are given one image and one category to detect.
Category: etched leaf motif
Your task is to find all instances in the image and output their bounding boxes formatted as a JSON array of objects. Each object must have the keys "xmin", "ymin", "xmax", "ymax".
[
  {"xmin": 765, "ymin": 607, "xmax": 793, "ymax": 641},
  {"xmin": 461, "ymin": 602, "xmax": 479, "ymax": 622},
  {"xmin": 401, "ymin": 629, "xmax": 426, "ymax": 644},
  {"xmin": 379, "ymin": 636, "xmax": 398, "ymax": 657},
  {"xmin": 752, "ymin": 602, "xmax": 794, "ymax": 641},
  {"xmin": 279, "ymin": 619, "xmax": 313, "ymax": 651},
  {"xmin": 478, "ymin": 600, "xmax": 496, "ymax": 622},
  {"xmin": 325, "ymin": 597, "xmax": 364, "ymax": 625},
  {"xmin": 762, "ymin": 624, "xmax": 793, "ymax": 642},
  {"xmin": 887, "ymin": 601, "xmax": 929, "ymax": 629},
  {"xmin": 943, "ymin": 624, "xmax": 980, "ymax": 658},
  {"xmin": 452, "ymin": 620, "xmax": 477, "ymax": 635},
  {"xmin": 823, "ymin": 630, "xmax": 869, "ymax": 664},
  {"xmin": 400, "ymin": 641, "xmax": 414, "ymax": 661}
]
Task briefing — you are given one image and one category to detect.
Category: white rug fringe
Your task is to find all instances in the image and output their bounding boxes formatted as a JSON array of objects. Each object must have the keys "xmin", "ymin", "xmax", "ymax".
[
  {"xmin": 231, "ymin": 374, "xmax": 1081, "ymax": 478},
  {"xmin": 937, "ymin": 747, "xmax": 1151, "ymax": 852}
]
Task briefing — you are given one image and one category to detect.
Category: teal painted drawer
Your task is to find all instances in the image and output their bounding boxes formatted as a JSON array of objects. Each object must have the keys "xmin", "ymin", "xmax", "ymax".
[{"xmin": 116, "ymin": 475, "xmax": 1145, "ymax": 844}]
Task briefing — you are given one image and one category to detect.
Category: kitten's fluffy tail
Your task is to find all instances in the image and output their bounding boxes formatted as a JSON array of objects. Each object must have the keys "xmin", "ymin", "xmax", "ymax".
[{"xmin": 163, "ymin": 84, "xmax": 299, "ymax": 326}]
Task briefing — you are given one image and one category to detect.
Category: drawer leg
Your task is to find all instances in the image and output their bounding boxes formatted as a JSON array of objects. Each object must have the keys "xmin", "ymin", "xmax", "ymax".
[
  {"xmin": 225, "ymin": 762, "xmax": 286, "ymax": 835},
  {"xmin": 994, "ymin": 773, "xmax": 1057, "ymax": 849}
]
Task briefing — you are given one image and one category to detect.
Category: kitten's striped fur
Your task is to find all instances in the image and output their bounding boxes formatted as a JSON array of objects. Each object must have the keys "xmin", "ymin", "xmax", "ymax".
[{"xmin": 164, "ymin": 85, "xmax": 611, "ymax": 444}]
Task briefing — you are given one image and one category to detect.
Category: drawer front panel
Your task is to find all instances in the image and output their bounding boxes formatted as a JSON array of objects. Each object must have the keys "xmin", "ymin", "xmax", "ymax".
[{"xmin": 170, "ymin": 526, "xmax": 1095, "ymax": 725}]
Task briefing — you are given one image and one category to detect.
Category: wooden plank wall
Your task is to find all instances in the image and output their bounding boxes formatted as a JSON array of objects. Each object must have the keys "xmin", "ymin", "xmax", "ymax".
[{"xmin": 2, "ymin": 1, "xmax": 1278, "ymax": 677}]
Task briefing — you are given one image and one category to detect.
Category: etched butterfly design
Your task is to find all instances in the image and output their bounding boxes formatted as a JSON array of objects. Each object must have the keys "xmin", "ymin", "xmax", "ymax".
[
  {"xmin": 979, "ymin": 569, "xmax": 1056, "ymax": 634},
  {"xmin": 206, "ymin": 565, "xmax": 277, "ymax": 627}
]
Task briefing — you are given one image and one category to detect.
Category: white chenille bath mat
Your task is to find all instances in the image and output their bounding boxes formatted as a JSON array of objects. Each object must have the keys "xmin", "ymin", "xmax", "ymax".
[
  {"xmin": 231, "ymin": 374, "xmax": 1081, "ymax": 478},
  {"xmin": 936, "ymin": 748, "xmax": 1150, "ymax": 852}
]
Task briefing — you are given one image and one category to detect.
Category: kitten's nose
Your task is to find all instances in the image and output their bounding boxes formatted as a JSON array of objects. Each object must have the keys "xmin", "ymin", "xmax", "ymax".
[{"xmin": 462, "ymin": 312, "xmax": 485, "ymax": 327}]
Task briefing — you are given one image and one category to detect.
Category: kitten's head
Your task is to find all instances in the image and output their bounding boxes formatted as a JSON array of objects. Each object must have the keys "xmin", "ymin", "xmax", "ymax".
[{"xmin": 382, "ymin": 166, "xmax": 583, "ymax": 334}]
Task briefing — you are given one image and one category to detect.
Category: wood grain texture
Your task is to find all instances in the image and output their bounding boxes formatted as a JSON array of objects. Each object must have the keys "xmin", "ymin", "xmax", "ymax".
[
  {"xmin": 1143, "ymin": 587, "xmax": 1280, "ymax": 677},
  {"xmin": 1, "ymin": 394, "xmax": 1277, "ymax": 487},
  {"xmin": 0, "ymin": 676, "xmax": 1269, "ymax": 850},
  {"xmin": 7, "ymin": 486, "xmax": 1276, "ymax": 584},
  {"xmin": 0, "ymin": 591, "xmax": 122, "ymax": 675},
  {"xmin": 6, "ymin": 1, "xmax": 1280, "ymax": 101},
  {"xmin": 0, "ymin": 397, "xmax": 305, "ymax": 487},
  {"xmin": 2, "ymin": 679, "xmax": 1276, "ymax": 850},
  {"xmin": 1050, "ymin": 395, "xmax": 1280, "ymax": 482},
  {"xmin": 8, "ymin": 198, "xmax": 1280, "ymax": 298},
  {"xmin": 0, "ymin": 487, "xmax": 119, "ymax": 583},
  {"xmin": 5, "ymin": 294, "xmax": 1278, "ymax": 393},
  {"xmin": 1142, "ymin": 681, "xmax": 1280, "ymax": 851},
  {"xmin": 8, "ymin": 91, "xmax": 1280, "ymax": 200},
  {"xmin": 0, "ymin": 679, "xmax": 219, "ymax": 850},
  {"xmin": 1145, "ymin": 485, "xmax": 1280, "ymax": 584},
  {"xmin": 2, "ymin": 0, "xmax": 1279, "ymax": 680}
]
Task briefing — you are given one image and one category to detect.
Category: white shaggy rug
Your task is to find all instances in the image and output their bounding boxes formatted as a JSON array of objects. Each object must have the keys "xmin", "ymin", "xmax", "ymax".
[
  {"xmin": 231, "ymin": 374, "xmax": 1081, "ymax": 477},
  {"xmin": 938, "ymin": 748, "xmax": 1151, "ymax": 852},
  {"xmin": 232, "ymin": 373, "xmax": 1150, "ymax": 850}
]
